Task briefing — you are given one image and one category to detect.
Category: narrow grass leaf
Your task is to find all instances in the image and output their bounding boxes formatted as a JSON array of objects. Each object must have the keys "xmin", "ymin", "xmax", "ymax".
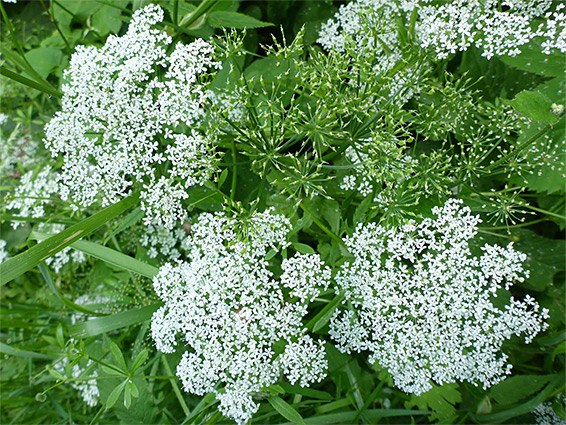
[
  {"xmin": 68, "ymin": 303, "xmax": 161, "ymax": 338},
  {"xmin": 0, "ymin": 193, "xmax": 140, "ymax": 286},
  {"xmin": 306, "ymin": 293, "xmax": 343, "ymax": 333},
  {"xmin": 31, "ymin": 233, "xmax": 158, "ymax": 279},
  {"xmin": 278, "ymin": 382, "xmax": 332, "ymax": 400},
  {"xmin": 0, "ymin": 342, "xmax": 56, "ymax": 360}
]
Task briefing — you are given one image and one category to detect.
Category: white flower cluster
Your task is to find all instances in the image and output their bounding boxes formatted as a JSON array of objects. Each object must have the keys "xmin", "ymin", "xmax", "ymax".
[
  {"xmin": 37, "ymin": 223, "xmax": 86, "ymax": 273},
  {"xmin": 330, "ymin": 199, "xmax": 549, "ymax": 395},
  {"xmin": 54, "ymin": 358, "xmax": 100, "ymax": 407},
  {"xmin": 151, "ymin": 209, "xmax": 329, "ymax": 424},
  {"xmin": 532, "ymin": 394, "xmax": 566, "ymax": 425},
  {"xmin": 7, "ymin": 166, "xmax": 59, "ymax": 229},
  {"xmin": 417, "ymin": 0, "xmax": 560, "ymax": 59},
  {"xmin": 318, "ymin": 0, "xmax": 422, "ymax": 105},
  {"xmin": 0, "ymin": 240, "xmax": 9, "ymax": 263},
  {"xmin": 44, "ymin": 4, "xmax": 220, "ymax": 228},
  {"xmin": 139, "ymin": 219, "xmax": 191, "ymax": 261},
  {"xmin": 319, "ymin": 0, "xmax": 565, "ymax": 61}
]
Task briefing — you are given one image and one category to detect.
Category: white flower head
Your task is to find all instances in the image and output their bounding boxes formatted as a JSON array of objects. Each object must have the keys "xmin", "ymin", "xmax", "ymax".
[
  {"xmin": 151, "ymin": 209, "xmax": 329, "ymax": 424},
  {"xmin": 44, "ymin": 4, "xmax": 220, "ymax": 228},
  {"xmin": 330, "ymin": 199, "xmax": 549, "ymax": 395}
]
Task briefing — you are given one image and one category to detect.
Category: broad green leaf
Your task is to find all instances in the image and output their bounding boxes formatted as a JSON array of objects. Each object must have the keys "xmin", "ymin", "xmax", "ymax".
[
  {"xmin": 207, "ymin": 11, "xmax": 272, "ymax": 29},
  {"xmin": 92, "ymin": 4, "xmax": 122, "ymax": 35},
  {"xmin": 474, "ymin": 373, "xmax": 564, "ymax": 423},
  {"xmin": 490, "ymin": 375, "xmax": 554, "ymax": 405},
  {"xmin": 267, "ymin": 396, "xmax": 305, "ymax": 424},
  {"xmin": 68, "ymin": 303, "xmax": 161, "ymax": 338},
  {"xmin": 291, "ymin": 242, "xmax": 315, "ymax": 255},
  {"xmin": 512, "ymin": 229, "xmax": 566, "ymax": 291},
  {"xmin": 499, "ymin": 43, "xmax": 564, "ymax": 78},
  {"xmin": 504, "ymin": 90, "xmax": 558, "ymax": 124},
  {"xmin": 23, "ymin": 48, "xmax": 63, "ymax": 79},
  {"xmin": 0, "ymin": 193, "xmax": 140, "ymax": 286}
]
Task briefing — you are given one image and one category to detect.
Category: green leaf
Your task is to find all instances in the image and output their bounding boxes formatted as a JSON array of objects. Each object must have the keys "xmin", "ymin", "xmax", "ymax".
[
  {"xmin": 91, "ymin": 4, "xmax": 122, "ymax": 36},
  {"xmin": 110, "ymin": 342, "xmax": 128, "ymax": 371},
  {"xmin": 0, "ymin": 193, "xmax": 140, "ymax": 286},
  {"xmin": 490, "ymin": 375, "xmax": 553, "ymax": 405},
  {"xmin": 474, "ymin": 373, "xmax": 564, "ymax": 423},
  {"xmin": 504, "ymin": 90, "xmax": 558, "ymax": 124},
  {"xmin": 267, "ymin": 396, "xmax": 305, "ymax": 424},
  {"xmin": 68, "ymin": 303, "xmax": 161, "ymax": 338},
  {"xmin": 278, "ymin": 382, "xmax": 332, "ymax": 400},
  {"xmin": 0, "ymin": 342, "xmax": 55, "ymax": 360},
  {"xmin": 499, "ymin": 42, "xmax": 564, "ymax": 78},
  {"xmin": 291, "ymin": 242, "xmax": 315, "ymax": 255},
  {"xmin": 130, "ymin": 349, "xmax": 148, "ymax": 373},
  {"xmin": 128, "ymin": 380, "xmax": 139, "ymax": 398},
  {"xmin": 106, "ymin": 380, "xmax": 127, "ymax": 409},
  {"xmin": 101, "ymin": 365, "xmax": 125, "ymax": 377},
  {"xmin": 207, "ymin": 11, "xmax": 272, "ymax": 29},
  {"xmin": 306, "ymin": 294, "xmax": 343, "ymax": 333},
  {"xmin": 218, "ymin": 168, "xmax": 229, "ymax": 189},
  {"xmin": 30, "ymin": 231, "xmax": 158, "ymax": 279},
  {"xmin": 23, "ymin": 48, "xmax": 63, "ymax": 79},
  {"xmin": 0, "ymin": 66, "xmax": 63, "ymax": 98},
  {"xmin": 512, "ymin": 229, "xmax": 566, "ymax": 291},
  {"xmin": 405, "ymin": 383, "xmax": 462, "ymax": 423}
]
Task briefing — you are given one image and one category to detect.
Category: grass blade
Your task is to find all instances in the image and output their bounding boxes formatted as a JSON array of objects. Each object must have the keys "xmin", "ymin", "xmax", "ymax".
[
  {"xmin": 68, "ymin": 303, "xmax": 161, "ymax": 338},
  {"xmin": 0, "ymin": 193, "xmax": 140, "ymax": 286},
  {"xmin": 30, "ymin": 232, "xmax": 158, "ymax": 279}
]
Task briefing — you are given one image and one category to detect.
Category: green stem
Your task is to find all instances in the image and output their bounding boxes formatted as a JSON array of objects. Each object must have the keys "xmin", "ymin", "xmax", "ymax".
[
  {"xmin": 161, "ymin": 356, "xmax": 190, "ymax": 416},
  {"xmin": 299, "ymin": 202, "xmax": 347, "ymax": 249},
  {"xmin": 231, "ymin": 140, "xmax": 238, "ymax": 202},
  {"xmin": 523, "ymin": 204, "xmax": 566, "ymax": 220}
]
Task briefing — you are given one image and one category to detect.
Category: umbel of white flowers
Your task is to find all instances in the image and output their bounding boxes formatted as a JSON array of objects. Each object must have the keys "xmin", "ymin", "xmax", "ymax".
[
  {"xmin": 44, "ymin": 4, "xmax": 220, "ymax": 229},
  {"xmin": 330, "ymin": 199, "xmax": 549, "ymax": 395},
  {"xmin": 319, "ymin": 0, "xmax": 565, "ymax": 60},
  {"xmin": 151, "ymin": 208, "xmax": 330, "ymax": 425}
]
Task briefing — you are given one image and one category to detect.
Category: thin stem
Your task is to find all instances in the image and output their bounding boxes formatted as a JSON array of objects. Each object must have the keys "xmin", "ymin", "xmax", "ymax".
[
  {"xmin": 230, "ymin": 140, "xmax": 238, "ymax": 202},
  {"xmin": 161, "ymin": 356, "xmax": 190, "ymax": 416}
]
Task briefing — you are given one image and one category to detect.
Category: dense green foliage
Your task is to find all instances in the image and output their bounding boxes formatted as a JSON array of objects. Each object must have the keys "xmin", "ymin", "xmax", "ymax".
[{"xmin": 1, "ymin": 1, "xmax": 564, "ymax": 424}]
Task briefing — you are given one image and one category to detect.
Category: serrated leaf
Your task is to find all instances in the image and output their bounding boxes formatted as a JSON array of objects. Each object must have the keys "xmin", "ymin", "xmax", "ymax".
[
  {"xmin": 207, "ymin": 11, "xmax": 272, "ymax": 29},
  {"xmin": 490, "ymin": 375, "xmax": 553, "ymax": 405},
  {"xmin": 405, "ymin": 383, "xmax": 462, "ymax": 423},
  {"xmin": 268, "ymin": 396, "xmax": 305, "ymax": 424}
]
